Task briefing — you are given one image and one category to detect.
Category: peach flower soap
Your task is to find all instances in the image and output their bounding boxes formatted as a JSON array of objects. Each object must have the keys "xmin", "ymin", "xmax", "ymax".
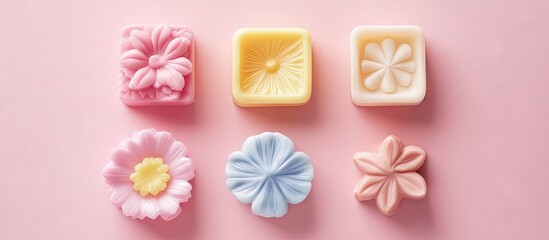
[
  {"xmin": 351, "ymin": 26, "xmax": 426, "ymax": 106},
  {"xmin": 103, "ymin": 129, "xmax": 195, "ymax": 220},
  {"xmin": 353, "ymin": 135, "xmax": 427, "ymax": 216},
  {"xmin": 232, "ymin": 28, "xmax": 312, "ymax": 107},
  {"xmin": 119, "ymin": 25, "xmax": 194, "ymax": 106}
]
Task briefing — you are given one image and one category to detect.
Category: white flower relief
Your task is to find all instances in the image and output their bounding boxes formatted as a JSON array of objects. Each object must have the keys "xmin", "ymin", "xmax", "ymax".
[
  {"xmin": 361, "ymin": 38, "xmax": 416, "ymax": 93},
  {"xmin": 225, "ymin": 132, "xmax": 314, "ymax": 218}
]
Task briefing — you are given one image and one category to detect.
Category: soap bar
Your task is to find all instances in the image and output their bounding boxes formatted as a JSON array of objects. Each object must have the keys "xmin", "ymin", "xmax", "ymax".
[
  {"xmin": 350, "ymin": 26, "xmax": 426, "ymax": 106},
  {"xmin": 102, "ymin": 129, "xmax": 195, "ymax": 221},
  {"xmin": 232, "ymin": 28, "xmax": 312, "ymax": 107},
  {"xmin": 353, "ymin": 135, "xmax": 427, "ymax": 216},
  {"xmin": 225, "ymin": 132, "xmax": 314, "ymax": 218},
  {"xmin": 119, "ymin": 25, "xmax": 195, "ymax": 106}
]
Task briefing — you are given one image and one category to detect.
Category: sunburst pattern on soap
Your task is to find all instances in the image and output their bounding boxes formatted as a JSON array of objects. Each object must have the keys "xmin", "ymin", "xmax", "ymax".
[{"xmin": 241, "ymin": 38, "xmax": 304, "ymax": 95}]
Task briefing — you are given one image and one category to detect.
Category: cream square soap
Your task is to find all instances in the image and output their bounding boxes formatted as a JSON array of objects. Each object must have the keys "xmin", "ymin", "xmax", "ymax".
[
  {"xmin": 351, "ymin": 26, "xmax": 426, "ymax": 106},
  {"xmin": 233, "ymin": 28, "xmax": 312, "ymax": 107}
]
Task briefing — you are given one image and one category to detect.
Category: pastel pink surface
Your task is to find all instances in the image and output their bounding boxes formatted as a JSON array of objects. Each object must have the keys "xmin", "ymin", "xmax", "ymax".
[{"xmin": 1, "ymin": 0, "xmax": 548, "ymax": 239}]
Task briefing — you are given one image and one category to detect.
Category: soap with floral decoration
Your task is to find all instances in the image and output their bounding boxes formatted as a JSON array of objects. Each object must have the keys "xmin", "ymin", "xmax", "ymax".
[
  {"xmin": 232, "ymin": 28, "xmax": 312, "ymax": 107},
  {"xmin": 351, "ymin": 26, "xmax": 426, "ymax": 106},
  {"xmin": 119, "ymin": 25, "xmax": 195, "ymax": 106}
]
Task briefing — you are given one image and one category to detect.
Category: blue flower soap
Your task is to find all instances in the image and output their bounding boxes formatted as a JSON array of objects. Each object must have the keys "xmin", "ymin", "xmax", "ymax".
[{"xmin": 225, "ymin": 132, "xmax": 314, "ymax": 218}]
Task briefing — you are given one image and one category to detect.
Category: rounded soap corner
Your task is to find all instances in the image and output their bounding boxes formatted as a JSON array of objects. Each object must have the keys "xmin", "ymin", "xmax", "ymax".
[{"xmin": 350, "ymin": 26, "xmax": 365, "ymax": 38}]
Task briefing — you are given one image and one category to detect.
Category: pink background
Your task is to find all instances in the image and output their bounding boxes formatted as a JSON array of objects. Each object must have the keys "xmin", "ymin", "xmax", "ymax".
[{"xmin": 1, "ymin": 0, "xmax": 548, "ymax": 239}]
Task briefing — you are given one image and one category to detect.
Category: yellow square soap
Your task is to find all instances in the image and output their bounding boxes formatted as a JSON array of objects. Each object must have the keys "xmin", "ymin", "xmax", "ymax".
[{"xmin": 233, "ymin": 28, "xmax": 312, "ymax": 107}]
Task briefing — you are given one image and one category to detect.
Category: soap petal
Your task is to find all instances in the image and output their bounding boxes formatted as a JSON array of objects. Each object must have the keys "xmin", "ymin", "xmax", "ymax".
[
  {"xmin": 103, "ymin": 162, "xmax": 132, "ymax": 185},
  {"xmin": 128, "ymin": 67, "xmax": 156, "ymax": 90},
  {"xmin": 156, "ymin": 67, "xmax": 184, "ymax": 91},
  {"xmin": 121, "ymin": 192, "xmax": 144, "ymax": 219},
  {"xmin": 140, "ymin": 198, "xmax": 160, "ymax": 219},
  {"xmin": 129, "ymin": 30, "xmax": 153, "ymax": 55},
  {"xmin": 391, "ymin": 68, "xmax": 412, "ymax": 87},
  {"xmin": 108, "ymin": 184, "xmax": 134, "ymax": 206},
  {"xmin": 162, "ymin": 141, "xmax": 187, "ymax": 165},
  {"xmin": 152, "ymin": 131, "xmax": 176, "ymax": 156},
  {"xmin": 241, "ymin": 132, "xmax": 295, "ymax": 170},
  {"xmin": 353, "ymin": 152, "xmax": 389, "ymax": 175},
  {"xmin": 226, "ymin": 176, "xmax": 264, "ymax": 204},
  {"xmin": 274, "ymin": 152, "xmax": 313, "ymax": 181},
  {"xmin": 275, "ymin": 177, "xmax": 312, "ymax": 204},
  {"xmin": 364, "ymin": 42, "xmax": 386, "ymax": 64},
  {"xmin": 396, "ymin": 172, "xmax": 427, "ymax": 199},
  {"xmin": 251, "ymin": 179, "xmax": 288, "ymax": 218},
  {"xmin": 164, "ymin": 37, "xmax": 190, "ymax": 60},
  {"xmin": 158, "ymin": 195, "xmax": 180, "ymax": 216},
  {"xmin": 381, "ymin": 39, "xmax": 396, "ymax": 64},
  {"xmin": 167, "ymin": 57, "xmax": 193, "ymax": 76},
  {"xmin": 375, "ymin": 178, "xmax": 401, "ymax": 216},
  {"xmin": 168, "ymin": 157, "xmax": 195, "ymax": 181},
  {"xmin": 354, "ymin": 175, "xmax": 386, "ymax": 201},
  {"xmin": 361, "ymin": 60, "xmax": 385, "ymax": 74},
  {"xmin": 380, "ymin": 71, "xmax": 396, "ymax": 93},
  {"xmin": 151, "ymin": 25, "xmax": 172, "ymax": 53},
  {"xmin": 166, "ymin": 179, "xmax": 192, "ymax": 202},
  {"xmin": 393, "ymin": 60, "xmax": 416, "ymax": 73},
  {"xmin": 391, "ymin": 43, "xmax": 412, "ymax": 65},
  {"xmin": 226, "ymin": 152, "xmax": 264, "ymax": 178},
  {"xmin": 379, "ymin": 135, "xmax": 403, "ymax": 167},
  {"xmin": 393, "ymin": 146, "xmax": 426, "ymax": 172},
  {"xmin": 120, "ymin": 49, "xmax": 148, "ymax": 70},
  {"xmin": 160, "ymin": 207, "xmax": 182, "ymax": 221},
  {"xmin": 364, "ymin": 69, "xmax": 386, "ymax": 90}
]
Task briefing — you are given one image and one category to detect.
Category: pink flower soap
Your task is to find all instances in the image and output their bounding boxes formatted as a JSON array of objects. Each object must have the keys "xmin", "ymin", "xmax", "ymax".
[
  {"xmin": 351, "ymin": 26, "xmax": 426, "ymax": 106},
  {"xmin": 103, "ymin": 129, "xmax": 195, "ymax": 221},
  {"xmin": 119, "ymin": 25, "xmax": 195, "ymax": 106},
  {"xmin": 353, "ymin": 135, "xmax": 427, "ymax": 216}
]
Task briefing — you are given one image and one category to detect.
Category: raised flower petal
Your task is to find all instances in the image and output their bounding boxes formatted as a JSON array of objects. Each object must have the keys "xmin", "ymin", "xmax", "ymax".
[
  {"xmin": 391, "ymin": 68, "xmax": 412, "ymax": 87},
  {"xmin": 379, "ymin": 135, "xmax": 403, "ymax": 167},
  {"xmin": 364, "ymin": 69, "xmax": 386, "ymax": 90},
  {"xmin": 108, "ymin": 184, "xmax": 134, "ymax": 206},
  {"xmin": 273, "ymin": 152, "xmax": 313, "ymax": 204},
  {"xmin": 362, "ymin": 60, "xmax": 385, "ymax": 74},
  {"xmin": 155, "ymin": 67, "xmax": 184, "ymax": 91},
  {"xmin": 396, "ymin": 172, "xmax": 427, "ymax": 199},
  {"xmin": 120, "ymin": 49, "xmax": 148, "ymax": 70},
  {"xmin": 364, "ymin": 42, "xmax": 386, "ymax": 64},
  {"xmin": 103, "ymin": 162, "xmax": 132, "ymax": 185},
  {"xmin": 241, "ymin": 132, "xmax": 295, "ymax": 171},
  {"xmin": 393, "ymin": 60, "xmax": 416, "ymax": 73},
  {"xmin": 251, "ymin": 179, "xmax": 288, "ymax": 218},
  {"xmin": 353, "ymin": 175, "xmax": 386, "ymax": 201},
  {"xmin": 129, "ymin": 29, "xmax": 153, "ymax": 55},
  {"xmin": 381, "ymin": 39, "xmax": 396, "ymax": 64},
  {"xmin": 353, "ymin": 152, "xmax": 389, "ymax": 175},
  {"xmin": 391, "ymin": 43, "xmax": 412, "ymax": 65},
  {"xmin": 226, "ymin": 152, "xmax": 265, "ymax": 204},
  {"xmin": 163, "ymin": 37, "xmax": 190, "ymax": 60},
  {"xmin": 380, "ymin": 70, "xmax": 396, "ymax": 93},
  {"xmin": 166, "ymin": 179, "xmax": 193, "ymax": 202},
  {"xmin": 151, "ymin": 25, "xmax": 172, "ymax": 53},
  {"xmin": 393, "ymin": 146, "xmax": 426, "ymax": 172},
  {"xmin": 168, "ymin": 157, "xmax": 195, "ymax": 181},
  {"xmin": 128, "ymin": 67, "xmax": 155, "ymax": 90},
  {"xmin": 167, "ymin": 57, "xmax": 193, "ymax": 76},
  {"xmin": 375, "ymin": 178, "xmax": 402, "ymax": 216}
]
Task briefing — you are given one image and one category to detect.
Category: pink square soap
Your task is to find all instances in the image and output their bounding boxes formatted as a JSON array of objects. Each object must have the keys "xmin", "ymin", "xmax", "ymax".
[{"xmin": 119, "ymin": 25, "xmax": 195, "ymax": 106}]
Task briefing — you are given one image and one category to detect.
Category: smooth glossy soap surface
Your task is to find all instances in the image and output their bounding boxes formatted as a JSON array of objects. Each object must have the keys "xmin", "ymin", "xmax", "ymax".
[
  {"xmin": 119, "ymin": 25, "xmax": 195, "ymax": 106},
  {"xmin": 351, "ymin": 26, "xmax": 426, "ymax": 106},
  {"xmin": 102, "ymin": 129, "xmax": 195, "ymax": 221},
  {"xmin": 353, "ymin": 135, "xmax": 427, "ymax": 216},
  {"xmin": 226, "ymin": 132, "xmax": 314, "ymax": 218},
  {"xmin": 232, "ymin": 28, "xmax": 312, "ymax": 107}
]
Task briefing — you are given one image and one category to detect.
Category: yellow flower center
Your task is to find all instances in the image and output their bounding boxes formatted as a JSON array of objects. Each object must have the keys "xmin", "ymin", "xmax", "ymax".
[
  {"xmin": 129, "ymin": 157, "xmax": 171, "ymax": 196},
  {"xmin": 265, "ymin": 59, "xmax": 280, "ymax": 73}
]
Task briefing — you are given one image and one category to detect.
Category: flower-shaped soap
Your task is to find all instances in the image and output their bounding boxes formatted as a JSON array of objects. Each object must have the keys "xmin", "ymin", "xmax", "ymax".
[
  {"xmin": 103, "ymin": 129, "xmax": 195, "ymax": 220},
  {"xmin": 232, "ymin": 28, "xmax": 312, "ymax": 107},
  {"xmin": 353, "ymin": 135, "xmax": 427, "ymax": 216},
  {"xmin": 226, "ymin": 132, "xmax": 314, "ymax": 218},
  {"xmin": 351, "ymin": 26, "xmax": 426, "ymax": 106},
  {"xmin": 119, "ymin": 25, "xmax": 194, "ymax": 106}
]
